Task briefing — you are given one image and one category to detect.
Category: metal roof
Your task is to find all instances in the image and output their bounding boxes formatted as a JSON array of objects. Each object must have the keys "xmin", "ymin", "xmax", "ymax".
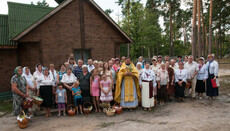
[
  {"xmin": 0, "ymin": 14, "xmax": 15, "ymax": 46},
  {"xmin": 8, "ymin": 2, "xmax": 53, "ymax": 39}
]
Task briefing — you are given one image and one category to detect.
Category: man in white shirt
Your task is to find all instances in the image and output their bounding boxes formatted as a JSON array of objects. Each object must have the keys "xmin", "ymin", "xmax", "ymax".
[
  {"xmin": 184, "ymin": 55, "xmax": 199, "ymax": 99},
  {"xmin": 170, "ymin": 59, "xmax": 178, "ymax": 71},
  {"xmin": 87, "ymin": 59, "xmax": 94, "ymax": 73}
]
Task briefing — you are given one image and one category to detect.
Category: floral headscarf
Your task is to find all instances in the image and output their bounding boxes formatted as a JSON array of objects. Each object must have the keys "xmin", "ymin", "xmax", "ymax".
[
  {"xmin": 42, "ymin": 67, "xmax": 48, "ymax": 74},
  {"xmin": 14, "ymin": 66, "xmax": 22, "ymax": 78}
]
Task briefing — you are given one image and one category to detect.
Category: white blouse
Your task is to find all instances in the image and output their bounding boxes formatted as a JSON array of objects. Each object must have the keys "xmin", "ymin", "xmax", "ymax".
[
  {"xmin": 175, "ymin": 69, "xmax": 187, "ymax": 82},
  {"xmin": 33, "ymin": 71, "xmax": 43, "ymax": 88},
  {"xmin": 197, "ymin": 64, "xmax": 208, "ymax": 80},
  {"xmin": 137, "ymin": 68, "xmax": 143, "ymax": 76},
  {"xmin": 139, "ymin": 69, "xmax": 157, "ymax": 87},
  {"xmin": 206, "ymin": 60, "xmax": 218, "ymax": 76},
  {"xmin": 184, "ymin": 61, "xmax": 199, "ymax": 79},
  {"xmin": 37, "ymin": 74, "xmax": 55, "ymax": 89},
  {"xmin": 61, "ymin": 73, "xmax": 77, "ymax": 84},
  {"xmin": 150, "ymin": 64, "xmax": 160, "ymax": 75},
  {"xmin": 156, "ymin": 69, "xmax": 169, "ymax": 85},
  {"xmin": 49, "ymin": 70, "xmax": 57, "ymax": 83}
]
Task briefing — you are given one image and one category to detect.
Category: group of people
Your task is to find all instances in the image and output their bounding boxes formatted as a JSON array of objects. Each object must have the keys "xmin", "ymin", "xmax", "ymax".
[{"xmin": 11, "ymin": 53, "xmax": 219, "ymax": 117}]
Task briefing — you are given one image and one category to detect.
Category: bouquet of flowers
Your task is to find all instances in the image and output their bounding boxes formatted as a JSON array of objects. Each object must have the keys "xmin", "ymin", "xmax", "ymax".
[{"xmin": 126, "ymin": 65, "xmax": 133, "ymax": 72}]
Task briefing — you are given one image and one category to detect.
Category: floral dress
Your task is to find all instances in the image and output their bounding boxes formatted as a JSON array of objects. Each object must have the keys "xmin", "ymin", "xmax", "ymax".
[{"xmin": 11, "ymin": 75, "xmax": 27, "ymax": 116}]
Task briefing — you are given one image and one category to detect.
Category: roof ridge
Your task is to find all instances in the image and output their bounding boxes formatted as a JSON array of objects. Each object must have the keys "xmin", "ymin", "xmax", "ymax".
[
  {"xmin": 7, "ymin": 1, "xmax": 54, "ymax": 10},
  {"xmin": 0, "ymin": 14, "xmax": 8, "ymax": 17}
]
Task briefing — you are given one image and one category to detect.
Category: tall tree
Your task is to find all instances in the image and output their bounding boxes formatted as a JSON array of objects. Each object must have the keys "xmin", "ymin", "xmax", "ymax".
[
  {"xmin": 208, "ymin": 0, "xmax": 213, "ymax": 54},
  {"xmin": 169, "ymin": 0, "xmax": 173, "ymax": 57},
  {"xmin": 192, "ymin": 0, "xmax": 197, "ymax": 59},
  {"xmin": 201, "ymin": 0, "xmax": 206, "ymax": 57},
  {"xmin": 197, "ymin": 0, "xmax": 202, "ymax": 58}
]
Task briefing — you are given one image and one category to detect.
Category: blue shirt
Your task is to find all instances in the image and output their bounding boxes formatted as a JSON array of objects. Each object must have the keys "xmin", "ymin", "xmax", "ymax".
[
  {"xmin": 72, "ymin": 87, "xmax": 82, "ymax": 99},
  {"xmin": 73, "ymin": 66, "xmax": 82, "ymax": 78}
]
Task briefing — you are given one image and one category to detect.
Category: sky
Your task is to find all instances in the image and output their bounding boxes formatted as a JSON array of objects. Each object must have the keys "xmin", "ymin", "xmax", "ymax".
[{"xmin": 0, "ymin": 0, "xmax": 147, "ymax": 23}]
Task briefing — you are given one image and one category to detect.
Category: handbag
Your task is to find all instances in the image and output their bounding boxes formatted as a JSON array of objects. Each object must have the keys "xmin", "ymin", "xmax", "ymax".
[{"xmin": 211, "ymin": 79, "xmax": 218, "ymax": 88}]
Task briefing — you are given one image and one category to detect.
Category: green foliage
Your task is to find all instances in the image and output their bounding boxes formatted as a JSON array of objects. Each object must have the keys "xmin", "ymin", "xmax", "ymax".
[
  {"xmin": 117, "ymin": 0, "xmax": 229, "ymax": 58},
  {"xmin": 31, "ymin": 0, "xmax": 49, "ymax": 7},
  {"xmin": 104, "ymin": 9, "xmax": 113, "ymax": 16}
]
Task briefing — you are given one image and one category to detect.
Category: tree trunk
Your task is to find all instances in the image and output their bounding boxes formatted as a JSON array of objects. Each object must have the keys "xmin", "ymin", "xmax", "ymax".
[
  {"xmin": 169, "ymin": 0, "xmax": 172, "ymax": 57},
  {"xmin": 183, "ymin": 21, "xmax": 186, "ymax": 45},
  {"xmin": 127, "ymin": 0, "xmax": 130, "ymax": 57},
  {"xmin": 192, "ymin": 0, "xmax": 197, "ymax": 59},
  {"xmin": 208, "ymin": 0, "xmax": 213, "ymax": 54},
  {"xmin": 197, "ymin": 0, "xmax": 202, "ymax": 58},
  {"xmin": 217, "ymin": 11, "xmax": 221, "ymax": 59},
  {"xmin": 148, "ymin": 46, "xmax": 151, "ymax": 58},
  {"xmin": 205, "ymin": 26, "xmax": 208, "ymax": 56},
  {"xmin": 219, "ymin": 3, "xmax": 222, "ymax": 59},
  {"xmin": 156, "ymin": 43, "xmax": 159, "ymax": 56},
  {"xmin": 201, "ymin": 0, "xmax": 205, "ymax": 57}
]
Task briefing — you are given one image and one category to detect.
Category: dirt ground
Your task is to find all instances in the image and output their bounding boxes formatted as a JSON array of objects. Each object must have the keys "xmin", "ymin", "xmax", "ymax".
[{"xmin": 1, "ymin": 68, "xmax": 230, "ymax": 131}]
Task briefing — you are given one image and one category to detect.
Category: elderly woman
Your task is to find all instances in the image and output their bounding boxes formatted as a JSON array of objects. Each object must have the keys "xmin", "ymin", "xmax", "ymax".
[
  {"xmin": 136, "ymin": 62, "xmax": 143, "ymax": 77},
  {"xmin": 165, "ymin": 61, "xmax": 175, "ymax": 101},
  {"xmin": 157, "ymin": 64, "xmax": 169, "ymax": 105},
  {"xmin": 78, "ymin": 65, "xmax": 92, "ymax": 102},
  {"xmin": 206, "ymin": 54, "xmax": 219, "ymax": 99},
  {"xmin": 22, "ymin": 67, "xmax": 38, "ymax": 114},
  {"xmin": 196, "ymin": 57, "xmax": 208, "ymax": 99},
  {"xmin": 150, "ymin": 58, "xmax": 159, "ymax": 75},
  {"xmin": 11, "ymin": 66, "xmax": 28, "ymax": 116},
  {"xmin": 174, "ymin": 61, "xmax": 187, "ymax": 102},
  {"xmin": 37, "ymin": 67, "xmax": 55, "ymax": 117},
  {"xmin": 139, "ymin": 63, "xmax": 157, "ymax": 110},
  {"xmin": 61, "ymin": 67, "xmax": 77, "ymax": 107}
]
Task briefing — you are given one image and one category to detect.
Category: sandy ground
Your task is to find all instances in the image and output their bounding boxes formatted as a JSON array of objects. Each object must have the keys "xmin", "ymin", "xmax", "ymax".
[{"xmin": 1, "ymin": 68, "xmax": 230, "ymax": 131}]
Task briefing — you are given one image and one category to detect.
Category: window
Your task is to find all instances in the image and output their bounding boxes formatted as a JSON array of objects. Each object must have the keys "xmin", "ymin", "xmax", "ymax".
[{"xmin": 74, "ymin": 49, "xmax": 91, "ymax": 64}]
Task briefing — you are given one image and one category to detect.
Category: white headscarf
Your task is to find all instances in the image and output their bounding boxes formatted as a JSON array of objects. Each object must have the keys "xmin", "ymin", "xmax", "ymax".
[
  {"xmin": 136, "ymin": 62, "xmax": 142, "ymax": 67},
  {"xmin": 22, "ymin": 67, "xmax": 34, "ymax": 87}
]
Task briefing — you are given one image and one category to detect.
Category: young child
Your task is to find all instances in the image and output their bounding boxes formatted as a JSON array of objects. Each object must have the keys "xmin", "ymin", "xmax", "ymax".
[
  {"xmin": 72, "ymin": 81, "xmax": 83, "ymax": 115},
  {"xmin": 90, "ymin": 69, "xmax": 101, "ymax": 112},
  {"xmin": 55, "ymin": 83, "xmax": 67, "ymax": 117},
  {"xmin": 100, "ymin": 74, "xmax": 113, "ymax": 111}
]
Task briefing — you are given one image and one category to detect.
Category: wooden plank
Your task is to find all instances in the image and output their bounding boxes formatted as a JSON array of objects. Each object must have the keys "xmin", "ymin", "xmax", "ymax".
[{"xmin": 79, "ymin": 0, "xmax": 86, "ymax": 49}]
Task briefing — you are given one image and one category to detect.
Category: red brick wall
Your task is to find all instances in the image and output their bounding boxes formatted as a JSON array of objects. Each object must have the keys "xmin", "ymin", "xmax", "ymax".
[
  {"xmin": 19, "ymin": 42, "xmax": 41, "ymax": 73},
  {"xmin": 0, "ymin": 49, "xmax": 17, "ymax": 91},
  {"xmin": 19, "ymin": 0, "xmax": 128, "ymax": 68}
]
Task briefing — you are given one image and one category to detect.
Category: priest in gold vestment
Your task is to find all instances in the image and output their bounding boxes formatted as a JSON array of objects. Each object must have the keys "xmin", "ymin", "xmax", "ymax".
[{"xmin": 114, "ymin": 57, "xmax": 141, "ymax": 108}]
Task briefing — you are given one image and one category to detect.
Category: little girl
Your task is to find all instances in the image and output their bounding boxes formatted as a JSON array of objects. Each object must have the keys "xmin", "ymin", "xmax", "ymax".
[
  {"xmin": 72, "ymin": 81, "xmax": 83, "ymax": 115},
  {"xmin": 100, "ymin": 74, "xmax": 113, "ymax": 111},
  {"xmin": 90, "ymin": 69, "xmax": 101, "ymax": 112},
  {"xmin": 55, "ymin": 83, "xmax": 67, "ymax": 116}
]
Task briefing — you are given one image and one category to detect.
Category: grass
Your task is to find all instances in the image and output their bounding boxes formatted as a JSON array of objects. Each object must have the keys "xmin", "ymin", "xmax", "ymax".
[
  {"xmin": 0, "ymin": 100, "xmax": 12, "ymax": 113},
  {"xmin": 98, "ymin": 122, "xmax": 115, "ymax": 128}
]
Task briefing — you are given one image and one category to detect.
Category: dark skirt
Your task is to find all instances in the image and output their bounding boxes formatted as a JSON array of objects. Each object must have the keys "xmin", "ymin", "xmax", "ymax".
[
  {"xmin": 158, "ymin": 85, "xmax": 167, "ymax": 100},
  {"xmin": 196, "ymin": 80, "xmax": 205, "ymax": 93},
  {"xmin": 167, "ymin": 82, "xmax": 175, "ymax": 95},
  {"xmin": 40, "ymin": 85, "xmax": 53, "ymax": 108},
  {"xmin": 81, "ymin": 86, "xmax": 91, "ymax": 103},
  {"xmin": 175, "ymin": 82, "xmax": 186, "ymax": 97},
  {"xmin": 206, "ymin": 74, "xmax": 219, "ymax": 97},
  {"xmin": 64, "ymin": 83, "xmax": 74, "ymax": 107}
]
